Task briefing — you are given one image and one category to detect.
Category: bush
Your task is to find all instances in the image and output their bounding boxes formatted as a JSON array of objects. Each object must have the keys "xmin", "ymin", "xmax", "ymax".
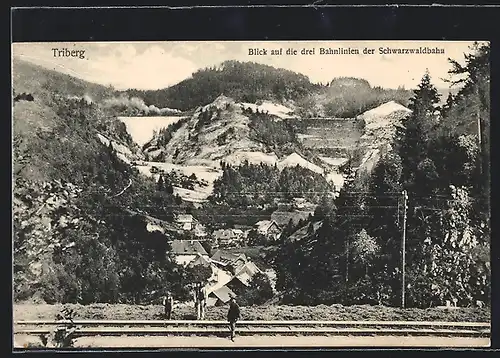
[{"xmin": 238, "ymin": 273, "xmax": 274, "ymax": 306}]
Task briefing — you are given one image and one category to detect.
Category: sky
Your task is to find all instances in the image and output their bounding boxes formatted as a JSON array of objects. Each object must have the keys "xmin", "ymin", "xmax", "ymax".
[{"xmin": 12, "ymin": 41, "xmax": 482, "ymax": 91}]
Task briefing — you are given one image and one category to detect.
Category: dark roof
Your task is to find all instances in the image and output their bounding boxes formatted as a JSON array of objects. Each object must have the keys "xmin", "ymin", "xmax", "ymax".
[
  {"xmin": 271, "ymin": 210, "xmax": 313, "ymax": 227},
  {"xmin": 124, "ymin": 209, "xmax": 183, "ymax": 234},
  {"xmin": 170, "ymin": 240, "xmax": 208, "ymax": 256},
  {"xmin": 288, "ymin": 221, "xmax": 323, "ymax": 243},
  {"xmin": 211, "ymin": 250, "xmax": 246, "ymax": 265},
  {"xmin": 233, "ymin": 261, "xmax": 261, "ymax": 286},
  {"xmin": 234, "ymin": 224, "xmax": 253, "ymax": 230},
  {"xmin": 189, "ymin": 254, "xmax": 211, "ymax": 268}
]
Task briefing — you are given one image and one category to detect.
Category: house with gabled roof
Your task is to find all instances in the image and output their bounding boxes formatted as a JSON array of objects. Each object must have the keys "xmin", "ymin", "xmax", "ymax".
[
  {"xmin": 175, "ymin": 214, "xmax": 198, "ymax": 231},
  {"xmin": 287, "ymin": 221, "xmax": 323, "ymax": 243},
  {"xmin": 255, "ymin": 220, "xmax": 282, "ymax": 240},
  {"xmin": 226, "ymin": 260, "xmax": 262, "ymax": 294},
  {"xmin": 210, "ymin": 250, "xmax": 247, "ymax": 273},
  {"xmin": 213, "ymin": 228, "xmax": 239, "ymax": 246},
  {"xmin": 233, "ymin": 261, "xmax": 261, "ymax": 286},
  {"xmin": 177, "ymin": 246, "xmax": 268, "ymax": 307},
  {"xmin": 169, "ymin": 239, "xmax": 209, "ymax": 266},
  {"xmin": 207, "ymin": 285, "xmax": 236, "ymax": 306}
]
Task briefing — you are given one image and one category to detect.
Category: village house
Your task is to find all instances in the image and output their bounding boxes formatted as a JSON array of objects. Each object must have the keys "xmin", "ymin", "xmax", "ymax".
[
  {"xmin": 292, "ymin": 197, "xmax": 316, "ymax": 210},
  {"xmin": 184, "ymin": 246, "xmax": 266, "ymax": 307},
  {"xmin": 193, "ymin": 222, "xmax": 208, "ymax": 238},
  {"xmin": 226, "ymin": 260, "xmax": 262, "ymax": 294},
  {"xmin": 207, "ymin": 285, "xmax": 236, "ymax": 307},
  {"xmin": 210, "ymin": 250, "xmax": 248, "ymax": 273},
  {"xmin": 169, "ymin": 239, "xmax": 209, "ymax": 266},
  {"xmin": 234, "ymin": 224, "xmax": 252, "ymax": 238},
  {"xmin": 255, "ymin": 220, "xmax": 282, "ymax": 240},
  {"xmin": 175, "ymin": 214, "xmax": 198, "ymax": 231},
  {"xmin": 204, "ymin": 264, "xmax": 234, "ymax": 304},
  {"xmin": 212, "ymin": 228, "xmax": 244, "ymax": 247}
]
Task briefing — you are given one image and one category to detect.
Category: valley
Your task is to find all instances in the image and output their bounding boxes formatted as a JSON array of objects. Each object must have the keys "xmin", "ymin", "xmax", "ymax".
[
  {"xmin": 118, "ymin": 116, "xmax": 187, "ymax": 147},
  {"xmin": 116, "ymin": 97, "xmax": 400, "ymax": 204},
  {"xmin": 103, "ymin": 90, "xmax": 410, "ymax": 210}
]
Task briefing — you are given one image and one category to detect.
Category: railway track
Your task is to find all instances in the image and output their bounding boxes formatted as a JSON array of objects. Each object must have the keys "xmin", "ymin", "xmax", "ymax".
[{"xmin": 14, "ymin": 320, "xmax": 491, "ymax": 338}]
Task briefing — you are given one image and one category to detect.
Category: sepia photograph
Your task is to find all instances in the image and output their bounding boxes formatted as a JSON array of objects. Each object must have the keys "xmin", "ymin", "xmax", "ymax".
[{"xmin": 12, "ymin": 40, "xmax": 490, "ymax": 349}]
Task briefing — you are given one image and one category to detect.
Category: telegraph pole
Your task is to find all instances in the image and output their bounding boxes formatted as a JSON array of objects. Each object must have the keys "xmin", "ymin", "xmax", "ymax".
[
  {"xmin": 476, "ymin": 84, "xmax": 484, "ymax": 177},
  {"xmin": 401, "ymin": 190, "xmax": 408, "ymax": 309}
]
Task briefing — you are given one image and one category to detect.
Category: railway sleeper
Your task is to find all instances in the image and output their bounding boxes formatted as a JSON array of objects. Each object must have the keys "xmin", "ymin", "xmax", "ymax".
[{"xmin": 15, "ymin": 328, "xmax": 489, "ymax": 338}]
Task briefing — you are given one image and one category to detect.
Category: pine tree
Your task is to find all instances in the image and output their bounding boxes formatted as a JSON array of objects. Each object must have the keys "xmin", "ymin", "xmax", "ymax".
[
  {"xmin": 366, "ymin": 153, "xmax": 403, "ymax": 288},
  {"xmin": 446, "ymin": 42, "xmax": 490, "ymax": 216},
  {"xmin": 408, "ymin": 70, "xmax": 441, "ymax": 116},
  {"xmin": 440, "ymin": 92, "xmax": 454, "ymax": 117},
  {"xmin": 396, "ymin": 70, "xmax": 441, "ymax": 187},
  {"xmin": 164, "ymin": 180, "xmax": 174, "ymax": 195},
  {"xmin": 157, "ymin": 175, "xmax": 165, "ymax": 191},
  {"xmin": 282, "ymin": 218, "xmax": 295, "ymax": 238}
]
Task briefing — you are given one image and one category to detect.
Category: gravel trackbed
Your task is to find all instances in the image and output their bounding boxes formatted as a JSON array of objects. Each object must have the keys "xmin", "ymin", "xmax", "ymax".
[{"xmin": 14, "ymin": 303, "xmax": 489, "ymax": 322}]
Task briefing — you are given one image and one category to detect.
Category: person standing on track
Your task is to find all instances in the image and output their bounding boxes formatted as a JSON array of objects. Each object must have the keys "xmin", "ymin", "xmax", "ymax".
[
  {"xmin": 199, "ymin": 284, "xmax": 207, "ymax": 320},
  {"xmin": 227, "ymin": 295, "xmax": 240, "ymax": 341},
  {"xmin": 194, "ymin": 283, "xmax": 201, "ymax": 320},
  {"xmin": 163, "ymin": 292, "xmax": 173, "ymax": 320}
]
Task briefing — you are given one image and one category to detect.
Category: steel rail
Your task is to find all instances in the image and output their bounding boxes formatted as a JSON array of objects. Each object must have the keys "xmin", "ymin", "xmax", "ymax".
[
  {"xmin": 14, "ymin": 320, "xmax": 491, "ymax": 328},
  {"xmin": 14, "ymin": 327, "xmax": 490, "ymax": 338},
  {"xmin": 14, "ymin": 320, "xmax": 490, "ymax": 338}
]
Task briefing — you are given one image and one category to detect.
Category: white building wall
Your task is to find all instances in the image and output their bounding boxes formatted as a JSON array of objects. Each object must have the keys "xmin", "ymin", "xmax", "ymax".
[
  {"xmin": 206, "ymin": 266, "xmax": 233, "ymax": 294},
  {"xmin": 175, "ymin": 255, "xmax": 197, "ymax": 266}
]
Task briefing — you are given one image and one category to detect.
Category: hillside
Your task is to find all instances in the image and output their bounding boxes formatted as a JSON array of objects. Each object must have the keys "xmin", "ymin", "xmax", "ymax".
[
  {"xmin": 12, "ymin": 59, "xmax": 141, "ymax": 181},
  {"xmin": 143, "ymin": 95, "xmax": 265, "ymax": 166},
  {"xmin": 296, "ymin": 77, "xmax": 412, "ymax": 118},
  {"xmin": 12, "ymin": 58, "xmax": 115, "ymax": 105},
  {"xmin": 355, "ymin": 101, "xmax": 412, "ymax": 172},
  {"xmin": 142, "ymin": 95, "xmax": 323, "ymax": 170},
  {"xmin": 139, "ymin": 95, "xmax": 413, "ymax": 203},
  {"xmin": 123, "ymin": 60, "xmax": 319, "ymax": 111},
  {"xmin": 13, "ymin": 59, "xmax": 192, "ymax": 305},
  {"xmin": 12, "ymin": 59, "xmax": 110, "ymax": 138}
]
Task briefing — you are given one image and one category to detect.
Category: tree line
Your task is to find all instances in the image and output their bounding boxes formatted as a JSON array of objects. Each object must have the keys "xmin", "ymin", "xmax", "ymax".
[
  {"xmin": 296, "ymin": 77, "xmax": 412, "ymax": 118},
  {"xmin": 210, "ymin": 161, "xmax": 335, "ymax": 209},
  {"xmin": 123, "ymin": 60, "xmax": 319, "ymax": 111}
]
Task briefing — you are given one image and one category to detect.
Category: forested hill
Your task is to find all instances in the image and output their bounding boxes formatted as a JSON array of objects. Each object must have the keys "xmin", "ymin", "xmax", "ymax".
[
  {"xmin": 296, "ymin": 77, "xmax": 413, "ymax": 118},
  {"xmin": 122, "ymin": 60, "xmax": 320, "ymax": 111},
  {"xmin": 13, "ymin": 59, "xmax": 196, "ymax": 305},
  {"xmin": 12, "ymin": 58, "xmax": 115, "ymax": 104}
]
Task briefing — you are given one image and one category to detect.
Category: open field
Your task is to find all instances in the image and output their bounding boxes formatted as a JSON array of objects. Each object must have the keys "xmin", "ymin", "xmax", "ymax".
[{"xmin": 14, "ymin": 303, "xmax": 489, "ymax": 323}]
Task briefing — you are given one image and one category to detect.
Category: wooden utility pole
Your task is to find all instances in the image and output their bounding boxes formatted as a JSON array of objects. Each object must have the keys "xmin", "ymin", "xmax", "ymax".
[
  {"xmin": 345, "ymin": 235, "xmax": 349, "ymax": 283},
  {"xmin": 476, "ymin": 84, "xmax": 484, "ymax": 177},
  {"xmin": 401, "ymin": 190, "xmax": 408, "ymax": 309}
]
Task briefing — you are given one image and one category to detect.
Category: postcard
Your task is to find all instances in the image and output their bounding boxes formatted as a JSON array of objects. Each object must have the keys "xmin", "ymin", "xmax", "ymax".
[{"xmin": 12, "ymin": 40, "xmax": 490, "ymax": 349}]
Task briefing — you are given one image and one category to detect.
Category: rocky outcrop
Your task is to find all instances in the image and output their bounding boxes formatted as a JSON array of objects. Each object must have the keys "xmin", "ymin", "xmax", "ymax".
[{"xmin": 356, "ymin": 101, "xmax": 412, "ymax": 172}]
